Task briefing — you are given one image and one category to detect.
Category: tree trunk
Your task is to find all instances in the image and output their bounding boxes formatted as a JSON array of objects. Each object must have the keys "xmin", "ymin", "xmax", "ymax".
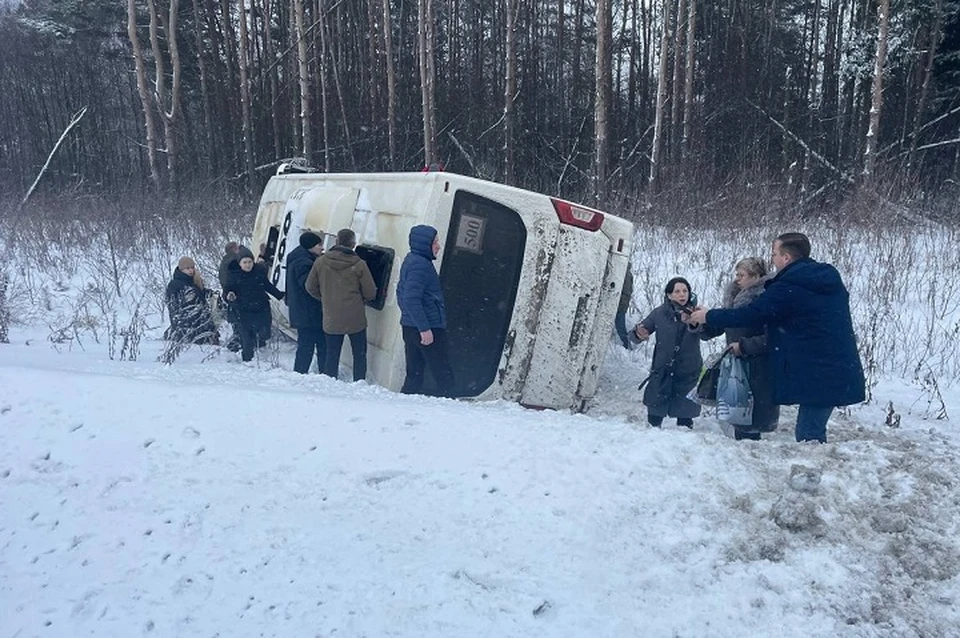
[
  {"xmin": 154, "ymin": 0, "xmax": 182, "ymax": 191},
  {"xmin": 682, "ymin": 0, "xmax": 696, "ymax": 157},
  {"xmin": 669, "ymin": 0, "xmax": 685, "ymax": 156},
  {"xmin": 381, "ymin": 0, "xmax": 397, "ymax": 169},
  {"xmin": 191, "ymin": 0, "xmax": 217, "ymax": 176},
  {"xmin": 418, "ymin": 0, "xmax": 438, "ymax": 167},
  {"xmin": 126, "ymin": 0, "xmax": 161, "ymax": 190},
  {"xmin": 504, "ymin": 0, "xmax": 517, "ymax": 184},
  {"xmin": 318, "ymin": 0, "xmax": 331, "ymax": 171},
  {"xmin": 594, "ymin": 0, "xmax": 611, "ymax": 203},
  {"xmin": 863, "ymin": 0, "xmax": 890, "ymax": 178},
  {"xmin": 293, "ymin": 0, "xmax": 311, "ymax": 161},
  {"xmin": 237, "ymin": 0, "xmax": 256, "ymax": 195},
  {"xmin": 908, "ymin": 0, "xmax": 943, "ymax": 170},
  {"xmin": 649, "ymin": 0, "xmax": 672, "ymax": 189}
]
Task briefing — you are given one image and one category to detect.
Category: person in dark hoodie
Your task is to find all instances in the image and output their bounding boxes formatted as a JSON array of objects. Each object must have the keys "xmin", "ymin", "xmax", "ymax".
[
  {"xmin": 306, "ymin": 228, "xmax": 376, "ymax": 380},
  {"xmin": 224, "ymin": 246, "xmax": 284, "ymax": 362},
  {"xmin": 286, "ymin": 232, "xmax": 327, "ymax": 374},
  {"xmin": 396, "ymin": 225, "xmax": 454, "ymax": 397},
  {"xmin": 165, "ymin": 256, "xmax": 218, "ymax": 345},
  {"xmin": 699, "ymin": 257, "xmax": 780, "ymax": 440},
  {"xmin": 686, "ymin": 233, "xmax": 865, "ymax": 443},
  {"xmin": 218, "ymin": 241, "xmax": 242, "ymax": 352}
]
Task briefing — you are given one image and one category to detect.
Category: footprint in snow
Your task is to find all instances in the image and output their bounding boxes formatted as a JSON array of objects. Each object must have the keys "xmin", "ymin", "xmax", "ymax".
[{"xmin": 182, "ymin": 426, "xmax": 201, "ymax": 439}]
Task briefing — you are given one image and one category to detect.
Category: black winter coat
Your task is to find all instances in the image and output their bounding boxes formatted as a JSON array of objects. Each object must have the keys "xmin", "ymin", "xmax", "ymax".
[
  {"xmin": 218, "ymin": 251, "xmax": 237, "ymax": 290},
  {"xmin": 284, "ymin": 245, "xmax": 324, "ymax": 330},
  {"xmin": 706, "ymin": 258, "xmax": 865, "ymax": 407},
  {"xmin": 165, "ymin": 268, "xmax": 217, "ymax": 344},
  {"xmin": 224, "ymin": 260, "xmax": 283, "ymax": 318},
  {"xmin": 639, "ymin": 299, "xmax": 703, "ymax": 419},
  {"xmin": 702, "ymin": 280, "xmax": 779, "ymax": 433}
]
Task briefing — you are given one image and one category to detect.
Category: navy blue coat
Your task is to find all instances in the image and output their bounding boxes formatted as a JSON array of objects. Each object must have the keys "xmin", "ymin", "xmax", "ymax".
[
  {"xmin": 397, "ymin": 225, "xmax": 447, "ymax": 331},
  {"xmin": 705, "ymin": 258, "xmax": 865, "ymax": 407},
  {"xmin": 285, "ymin": 245, "xmax": 324, "ymax": 330}
]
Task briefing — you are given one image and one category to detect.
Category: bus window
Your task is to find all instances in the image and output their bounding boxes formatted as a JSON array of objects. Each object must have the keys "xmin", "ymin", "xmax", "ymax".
[{"xmin": 356, "ymin": 244, "xmax": 395, "ymax": 311}]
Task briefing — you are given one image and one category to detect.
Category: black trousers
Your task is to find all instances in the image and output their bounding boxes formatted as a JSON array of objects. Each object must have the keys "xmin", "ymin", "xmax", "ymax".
[
  {"xmin": 400, "ymin": 326, "xmax": 454, "ymax": 397},
  {"xmin": 323, "ymin": 329, "xmax": 367, "ymax": 380},
  {"xmin": 294, "ymin": 327, "xmax": 327, "ymax": 374},
  {"xmin": 237, "ymin": 309, "xmax": 271, "ymax": 362}
]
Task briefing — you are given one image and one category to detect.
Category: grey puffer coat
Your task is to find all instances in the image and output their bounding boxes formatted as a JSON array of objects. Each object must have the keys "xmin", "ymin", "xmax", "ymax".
[
  {"xmin": 702, "ymin": 279, "xmax": 779, "ymax": 433},
  {"xmin": 639, "ymin": 300, "xmax": 703, "ymax": 419}
]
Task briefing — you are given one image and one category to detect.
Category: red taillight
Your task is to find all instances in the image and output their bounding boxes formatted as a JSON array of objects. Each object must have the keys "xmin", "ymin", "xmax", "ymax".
[{"xmin": 551, "ymin": 198, "xmax": 605, "ymax": 232}]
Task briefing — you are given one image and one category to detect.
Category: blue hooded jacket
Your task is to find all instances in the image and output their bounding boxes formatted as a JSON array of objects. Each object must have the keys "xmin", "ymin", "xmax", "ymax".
[
  {"xmin": 285, "ymin": 245, "xmax": 324, "ymax": 330},
  {"xmin": 705, "ymin": 257, "xmax": 865, "ymax": 407},
  {"xmin": 397, "ymin": 225, "xmax": 447, "ymax": 331}
]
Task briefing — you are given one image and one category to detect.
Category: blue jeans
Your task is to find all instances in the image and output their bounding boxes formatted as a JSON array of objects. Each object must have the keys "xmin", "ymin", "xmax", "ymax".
[{"xmin": 796, "ymin": 405, "xmax": 833, "ymax": 443}]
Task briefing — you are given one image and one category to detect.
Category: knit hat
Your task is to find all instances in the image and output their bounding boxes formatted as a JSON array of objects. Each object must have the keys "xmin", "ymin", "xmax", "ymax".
[
  {"xmin": 178, "ymin": 256, "xmax": 196, "ymax": 270},
  {"xmin": 236, "ymin": 245, "xmax": 255, "ymax": 262},
  {"xmin": 299, "ymin": 232, "xmax": 323, "ymax": 250}
]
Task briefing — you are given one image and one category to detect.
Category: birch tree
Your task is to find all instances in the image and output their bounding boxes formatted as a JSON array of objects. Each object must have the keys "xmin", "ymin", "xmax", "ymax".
[{"xmin": 863, "ymin": 0, "xmax": 890, "ymax": 178}]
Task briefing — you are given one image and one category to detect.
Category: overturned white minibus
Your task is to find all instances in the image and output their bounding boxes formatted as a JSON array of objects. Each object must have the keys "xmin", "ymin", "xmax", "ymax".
[{"xmin": 251, "ymin": 170, "xmax": 633, "ymax": 411}]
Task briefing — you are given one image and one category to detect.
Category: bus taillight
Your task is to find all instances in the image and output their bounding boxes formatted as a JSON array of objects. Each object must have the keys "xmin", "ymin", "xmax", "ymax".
[{"xmin": 551, "ymin": 198, "xmax": 605, "ymax": 232}]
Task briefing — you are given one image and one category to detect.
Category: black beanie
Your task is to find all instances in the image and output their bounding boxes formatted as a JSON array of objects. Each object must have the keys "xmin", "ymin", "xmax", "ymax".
[{"xmin": 300, "ymin": 232, "xmax": 323, "ymax": 250}]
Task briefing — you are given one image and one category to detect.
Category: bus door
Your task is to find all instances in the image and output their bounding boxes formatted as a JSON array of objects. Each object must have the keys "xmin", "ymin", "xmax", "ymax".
[{"xmin": 431, "ymin": 191, "xmax": 527, "ymax": 397}]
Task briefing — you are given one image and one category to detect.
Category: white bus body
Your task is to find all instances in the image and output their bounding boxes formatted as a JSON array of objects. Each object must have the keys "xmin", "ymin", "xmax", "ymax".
[{"xmin": 251, "ymin": 171, "xmax": 633, "ymax": 411}]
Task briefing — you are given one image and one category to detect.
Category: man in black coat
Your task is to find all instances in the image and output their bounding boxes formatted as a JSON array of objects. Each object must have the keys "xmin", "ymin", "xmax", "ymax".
[
  {"xmin": 286, "ymin": 232, "xmax": 327, "ymax": 373},
  {"xmin": 687, "ymin": 233, "xmax": 865, "ymax": 443}
]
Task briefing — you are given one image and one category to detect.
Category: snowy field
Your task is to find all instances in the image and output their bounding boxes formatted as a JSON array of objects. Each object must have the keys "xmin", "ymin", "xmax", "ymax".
[
  {"xmin": 2, "ymin": 329, "xmax": 959, "ymax": 638},
  {"xmin": 2, "ymin": 219, "xmax": 959, "ymax": 636}
]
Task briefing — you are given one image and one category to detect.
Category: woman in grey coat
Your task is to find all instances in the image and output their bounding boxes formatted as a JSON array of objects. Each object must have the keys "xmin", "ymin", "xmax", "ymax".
[
  {"xmin": 634, "ymin": 277, "xmax": 703, "ymax": 428},
  {"xmin": 701, "ymin": 257, "xmax": 780, "ymax": 440}
]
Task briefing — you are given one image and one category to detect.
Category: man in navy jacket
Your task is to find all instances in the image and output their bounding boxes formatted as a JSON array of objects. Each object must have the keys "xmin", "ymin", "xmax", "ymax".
[
  {"xmin": 285, "ymin": 232, "xmax": 326, "ymax": 373},
  {"xmin": 687, "ymin": 233, "xmax": 865, "ymax": 442},
  {"xmin": 396, "ymin": 225, "xmax": 455, "ymax": 397}
]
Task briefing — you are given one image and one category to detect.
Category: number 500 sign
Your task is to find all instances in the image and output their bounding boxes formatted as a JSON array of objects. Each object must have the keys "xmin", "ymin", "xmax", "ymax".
[{"xmin": 454, "ymin": 213, "xmax": 486, "ymax": 254}]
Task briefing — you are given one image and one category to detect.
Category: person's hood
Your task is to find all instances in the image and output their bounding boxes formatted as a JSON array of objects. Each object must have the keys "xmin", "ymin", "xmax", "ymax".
[
  {"xmin": 773, "ymin": 258, "xmax": 845, "ymax": 295},
  {"xmin": 228, "ymin": 246, "xmax": 256, "ymax": 272},
  {"xmin": 323, "ymin": 246, "xmax": 362, "ymax": 270},
  {"xmin": 408, "ymin": 225, "xmax": 437, "ymax": 260}
]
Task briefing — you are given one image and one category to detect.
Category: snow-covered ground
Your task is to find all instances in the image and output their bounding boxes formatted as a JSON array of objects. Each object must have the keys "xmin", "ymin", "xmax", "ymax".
[{"xmin": 2, "ymin": 329, "xmax": 959, "ymax": 637}]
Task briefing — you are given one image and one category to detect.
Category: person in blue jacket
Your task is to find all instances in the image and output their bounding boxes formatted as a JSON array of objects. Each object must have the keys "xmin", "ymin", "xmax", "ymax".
[
  {"xmin": 686, "ymin": 233, "xmax": 865, "ymax": 443},
  {"xmin": 285, "ymin": 232, "xmax": 326, "ymax": 373},
  {"xmin": 396, "ymin": 225, "xmax": 455, "ymax": 397}
]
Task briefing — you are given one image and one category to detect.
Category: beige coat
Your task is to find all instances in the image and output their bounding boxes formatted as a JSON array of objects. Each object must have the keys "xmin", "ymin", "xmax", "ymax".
[{"xmin": 306, "ymin": 247, "xmax": 377, "ymax": 334}]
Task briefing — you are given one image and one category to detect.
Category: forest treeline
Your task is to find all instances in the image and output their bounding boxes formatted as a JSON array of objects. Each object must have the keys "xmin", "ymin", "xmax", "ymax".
[{"xmin": 1, "ymin": 0, "xmax": 959, "ymax": 218}]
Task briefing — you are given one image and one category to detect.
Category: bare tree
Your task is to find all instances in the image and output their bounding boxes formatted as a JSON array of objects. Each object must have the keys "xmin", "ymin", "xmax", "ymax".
[
  {"xmin": 146, "ymin": 0, "xmax": 183, "ymax": 189},
  {"xmin": 863, "ymin": 0, "xmax": 890, "ymax": 178},
  {"xmin": 418, "ymin": 0, "xmax": 438, "ymax": 167},
  {"xmin": 294, "ymin": 0, "xmax": 312, "ymax": 161},
  {"xmin": 595, "ymin": 0, "xmax": 612, "ymax": 203},
  {"xmin": 236, "ymin": 0, "xmax": 255, "ymax": 194},
  {"xmin": 382, "ymin": 0, "xmax": 397, "ymax": 168},
  {"xmin": 682, "ymin": 0, "xmax": 696, "ymax": 156},
  {"xmin": 649, "ymin": 0, "xmax": 672, "ymax": 189},
  {"xmin": 126, "ymin": 0, "xmax": 161, "ymax": 190},
  {"xmin": 504, "ymin": 0, "xmax": 518, "ymax": 185}
]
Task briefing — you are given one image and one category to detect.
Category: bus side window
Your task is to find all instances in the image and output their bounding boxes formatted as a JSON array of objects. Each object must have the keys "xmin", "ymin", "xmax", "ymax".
[{"xmin": 355, "ymin": 245, "xmax": 395, "ymax": 311}]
